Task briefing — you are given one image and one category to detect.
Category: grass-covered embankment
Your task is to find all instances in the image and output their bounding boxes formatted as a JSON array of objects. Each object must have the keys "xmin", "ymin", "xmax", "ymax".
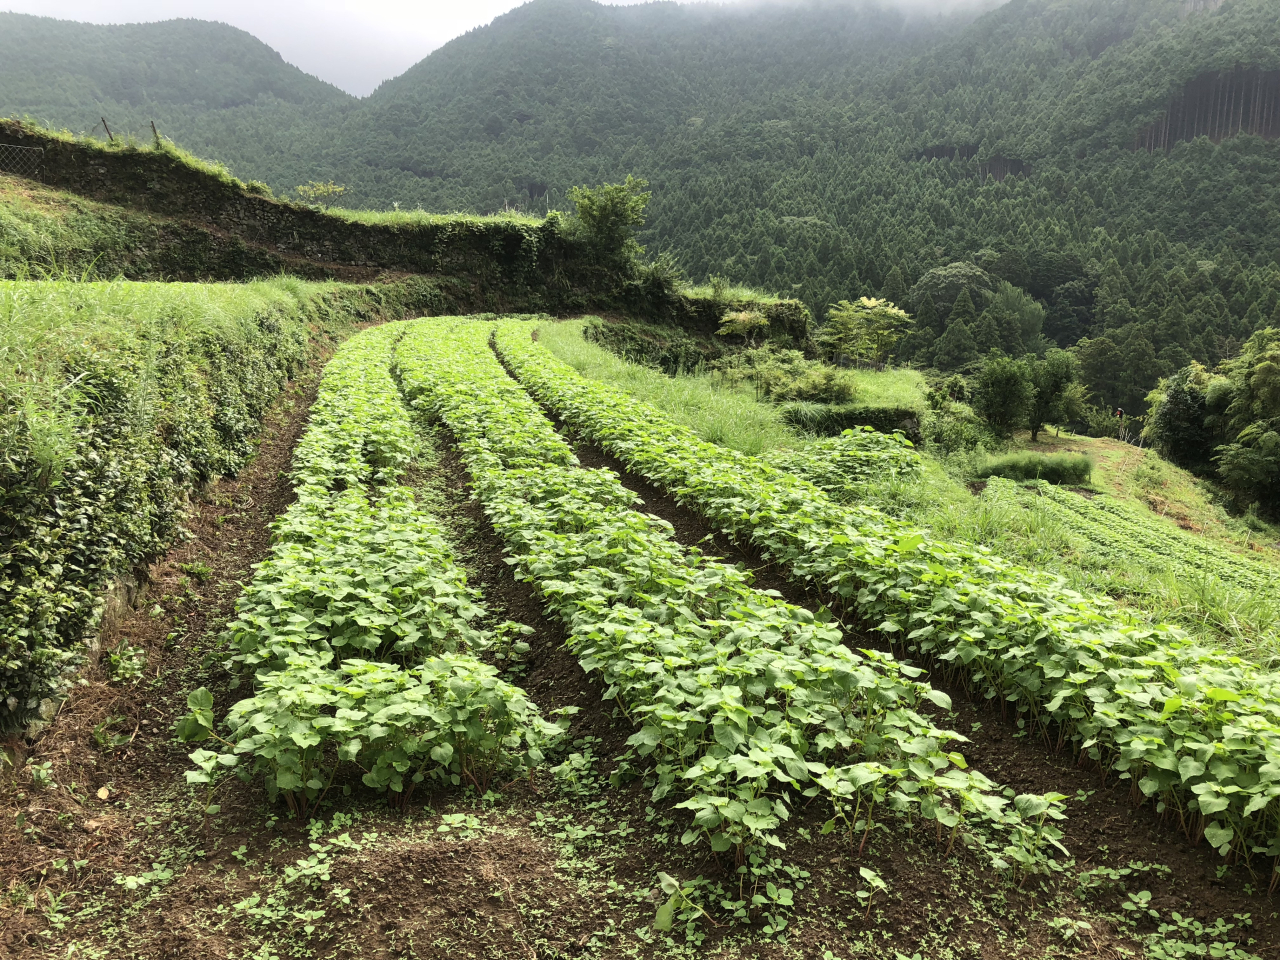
[{"xmin": 0, "ymin": 276, "xmax": 438, "ymax": 734}]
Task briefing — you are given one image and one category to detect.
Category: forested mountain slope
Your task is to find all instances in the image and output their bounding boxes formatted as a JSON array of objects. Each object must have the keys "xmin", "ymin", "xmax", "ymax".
[
  {"xmin": 4, "ymin": 0, "xmax": 1280, "ymax": 423},
  {"xmin": 0, "ymin": 13, "xmax": 353, "ymax": 185}
]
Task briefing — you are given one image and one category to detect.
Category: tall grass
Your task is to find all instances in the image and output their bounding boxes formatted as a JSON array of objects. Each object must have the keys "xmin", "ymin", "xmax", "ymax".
[
  {"xmin": 328, "ymin": 207, "xmax": 544, "ymax": 227},
  {"xmin": 848, "ymin": 367, "xmax": 928, "ymax": 410},
  {"xmin": 976, "ymin": 451, "xmax": 1093, "ymax": 485},
  {"xmin": 536, "ymin": 318, "xmax": 802, "ymax": 455},
  {"xmin": 0, "ymin": 276, "xmax": 317, "ymax": 473}
]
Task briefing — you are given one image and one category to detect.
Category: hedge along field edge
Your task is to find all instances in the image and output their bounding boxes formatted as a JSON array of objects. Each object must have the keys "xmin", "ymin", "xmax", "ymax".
[
  {"xmin": 394, "ymin": 316, "xmax": 1067, "ymax": 884},
  {"xmin": 176, "ymin": 322, "xmax": 565, "ymax": 818},
  {"xmin": 495, "ymin": 319, "xmax": 1280, "ymax": 883}
]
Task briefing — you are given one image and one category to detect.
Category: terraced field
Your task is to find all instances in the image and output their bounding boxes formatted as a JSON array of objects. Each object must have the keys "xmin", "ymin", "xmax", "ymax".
[{"xmin": 8, "ymin": 314, "xmax": 1280, "ymax": 960}]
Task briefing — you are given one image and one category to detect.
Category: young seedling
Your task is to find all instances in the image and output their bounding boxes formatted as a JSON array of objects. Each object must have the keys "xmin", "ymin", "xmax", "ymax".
[
  {"xmin": 855, "ymin": 866, "xmax": 887, "ymax": 921},
  {"xmin": 653, "ymin": 872, "xmax": 718, "ymax": 932}
]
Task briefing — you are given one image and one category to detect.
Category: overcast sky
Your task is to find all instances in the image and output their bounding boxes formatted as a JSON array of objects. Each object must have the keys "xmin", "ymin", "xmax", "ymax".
[
  {"xmin": 2, "ymin": 1, "xmax": 650, "ymax": 96},
  {"xmin": 6, "ymin": 1, "xmax": 981, "ymax": 96}
]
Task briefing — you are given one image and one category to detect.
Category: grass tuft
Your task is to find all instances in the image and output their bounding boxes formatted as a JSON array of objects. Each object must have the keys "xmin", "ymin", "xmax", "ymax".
[{"xmin": 976, "ymin": 451, "xmax": 1093, "ymax": 485}]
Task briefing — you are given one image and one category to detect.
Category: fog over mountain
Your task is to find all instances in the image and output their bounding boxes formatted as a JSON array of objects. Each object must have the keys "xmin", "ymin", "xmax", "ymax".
[{"xmin": 1, "ymin": 0, "xmax": 990, "ymax": 94}]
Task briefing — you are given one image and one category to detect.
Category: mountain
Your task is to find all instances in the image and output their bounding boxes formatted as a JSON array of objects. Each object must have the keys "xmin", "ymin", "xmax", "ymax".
[
  {"xmin": 324, "ymin": 0, "xmax": 952, "ymax": 208},
  {"xmin": 0, "ymin": 13, "xmax": 354, "ymax": 183},
  {"xmin": 3, "ymin": 0, "xmax": 1280, "ymax": 415}
]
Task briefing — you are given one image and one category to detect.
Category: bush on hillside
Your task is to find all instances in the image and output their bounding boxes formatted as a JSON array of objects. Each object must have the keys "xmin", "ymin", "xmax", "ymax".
[
  {"xmin": 715, "ymin": 347, "xmax": 857, "ymax": 404},
  {"xmin": 975, "ymin": 451, "xmax": 1093, "ymax": 485}
]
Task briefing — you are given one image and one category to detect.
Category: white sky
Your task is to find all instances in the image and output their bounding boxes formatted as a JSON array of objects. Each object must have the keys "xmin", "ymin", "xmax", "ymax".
[
  {"xmin": 1, "ymin": 1, "xmax": 649, "ymax": 96},
  {"xmin": 5, "ymin": 1, "xmax": 981, "ymax": 97}
]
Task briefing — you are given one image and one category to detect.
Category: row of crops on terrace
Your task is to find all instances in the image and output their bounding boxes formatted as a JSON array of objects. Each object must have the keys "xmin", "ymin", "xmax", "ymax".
[
  {"xmin": 977, "ymin": 476, "xmax": 1280, "ymax": 655},
  {"xmin": 1002, "ymin": 479, "xmax": 1278, "ymax": 595},
  {"xmin": 183, "ymin": 316, "xmax": 1068, "ymax": 886},
  {"xmin": 179, "ymin": 324, "xmax": 562, "ymax": 815},
  {"xmin": 492, "ymin": 319, "xmax": 1280, "ymax": 880},
  {"xmin": 185, "ymin": 314, "xmax": 1280, "ymax": 901}
]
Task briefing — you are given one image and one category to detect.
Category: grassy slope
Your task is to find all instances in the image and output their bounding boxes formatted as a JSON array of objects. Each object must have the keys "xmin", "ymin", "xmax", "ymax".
[
  {"xmin": 0, "ymin": 173, "xmax": 335, "ymax": 282},
  {"xmin": 539, "ymin": 319, "xmax": 1280, "ymax": 658},
  {"xmin": 1016, "ymin": 430, "xmax": 1280, "ymax": 557},
  {"xmin": 849, "ymin": 367, "xmax": 928, "ymax": 412},
  {"xmin": 1, "ymin": 174, "xmax": 155, "ymax": 278},
  {"xmin": 538, "ymin": 318, "xmax": 801, "ymax": 455}
]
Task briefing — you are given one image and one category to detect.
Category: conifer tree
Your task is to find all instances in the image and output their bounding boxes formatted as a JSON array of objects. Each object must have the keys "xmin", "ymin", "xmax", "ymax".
[
  {"xmin": 950, "ymin": 288, "xmax": 978, "ymax": 328},
  {"xmin": 973, "ymin": 310, "xmax": 1002, "ymax": 354},
  {"xmin": 880, "ymin": 265, "xmax": 907, "ymax": 307},
  {"xmin": 916, "ymin": 293, "xmax": 940, "ymax": 335},
  {"xmin": 934, "ymin": 317, "xmax": 979, "ymax": 370}
]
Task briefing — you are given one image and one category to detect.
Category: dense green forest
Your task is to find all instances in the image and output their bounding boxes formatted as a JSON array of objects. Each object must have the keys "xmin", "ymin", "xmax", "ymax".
[{"xmin": 3, "ymin": 0, "xmax": 1280, "ymax": 504}]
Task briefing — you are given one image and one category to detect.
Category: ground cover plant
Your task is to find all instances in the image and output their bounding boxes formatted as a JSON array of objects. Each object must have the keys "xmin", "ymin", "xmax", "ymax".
[
  {"xmin": 535, "ymin": 316, "xmax": 1280, "ymax": 657},
  {"xmin": 394, "ymin": 316, "xmax": 1065, "ymax": 890},
  {"xmin": 496, "ymin": 319, "xmax": 1280, "ymax": 885},
  {"xmin": 1029, "ymin": 481, "xmax": 1279, "ymax": 596}
]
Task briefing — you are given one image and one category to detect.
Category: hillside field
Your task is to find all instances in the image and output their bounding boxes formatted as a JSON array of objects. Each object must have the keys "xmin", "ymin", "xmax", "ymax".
[
  {"xmin": 2, "ymin": 307, "xmax": 1278, "ymax": 959},
  {"xmin": 3, "ymin": 0, "xmax": 1280, "ymax": 956}
]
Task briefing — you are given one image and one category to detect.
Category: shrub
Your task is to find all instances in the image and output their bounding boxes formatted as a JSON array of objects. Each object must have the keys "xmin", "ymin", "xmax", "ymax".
[
  {"xmin": 975, "ymin": 451, "xmax": 1093, "ymax": 485},
  {"xmin": 716, "ymin": 347, "xmax": 858, "ymax": 404},
  {"xmin": 780, "ymin": 401, "xmax": 920, "ymax": 441}
]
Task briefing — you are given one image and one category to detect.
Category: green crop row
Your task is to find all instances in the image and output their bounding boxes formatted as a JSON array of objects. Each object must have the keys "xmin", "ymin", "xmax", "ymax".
[
  {"xmin": 1030, "ymin": 481, "xmax": 1278, "ymax": 595},
  {"xmin": 179, "ymin": 324, "xmax": 559, "ymax": 816},
  {"xmin": 396, "ymin": 317, "xmax": 1063, "ymax": 872},
  {"xmin": 979, "ymin": 477, "xmax": 1258, "ymax": 595},
  {"xmin": 495, "ymin": 320, "xmax": 1280, "ymax": 874}
]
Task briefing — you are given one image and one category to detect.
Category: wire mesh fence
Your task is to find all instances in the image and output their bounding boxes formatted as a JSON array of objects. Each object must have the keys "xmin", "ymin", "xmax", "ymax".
[{"xmin": 0, "ymin": 143, "xmax": 45, "ymax": 178}]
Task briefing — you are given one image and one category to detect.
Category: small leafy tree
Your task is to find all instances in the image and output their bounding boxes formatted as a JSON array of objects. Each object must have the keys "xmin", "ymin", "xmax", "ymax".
[
  {"xmin": 295, "ymin": 180, "xmax": 346, "ymax": 208},
  {"xmin": 1025, "ymin": 349, "xmax": 1078, "ymax": 441},
  {"xmin": 974, "ymin": 351, "xmax": 1034, "ymax": 436},
  {"xmin": 717, "ymin": 310, "xmax": 769, "ymax": 346},
  {"xmin": 567, "ymin": 175, "xmax": 651, "ymax": 265},
  {"xmin": 820, "ymin": 297, "xmax": 910, "ymax": 366}
]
